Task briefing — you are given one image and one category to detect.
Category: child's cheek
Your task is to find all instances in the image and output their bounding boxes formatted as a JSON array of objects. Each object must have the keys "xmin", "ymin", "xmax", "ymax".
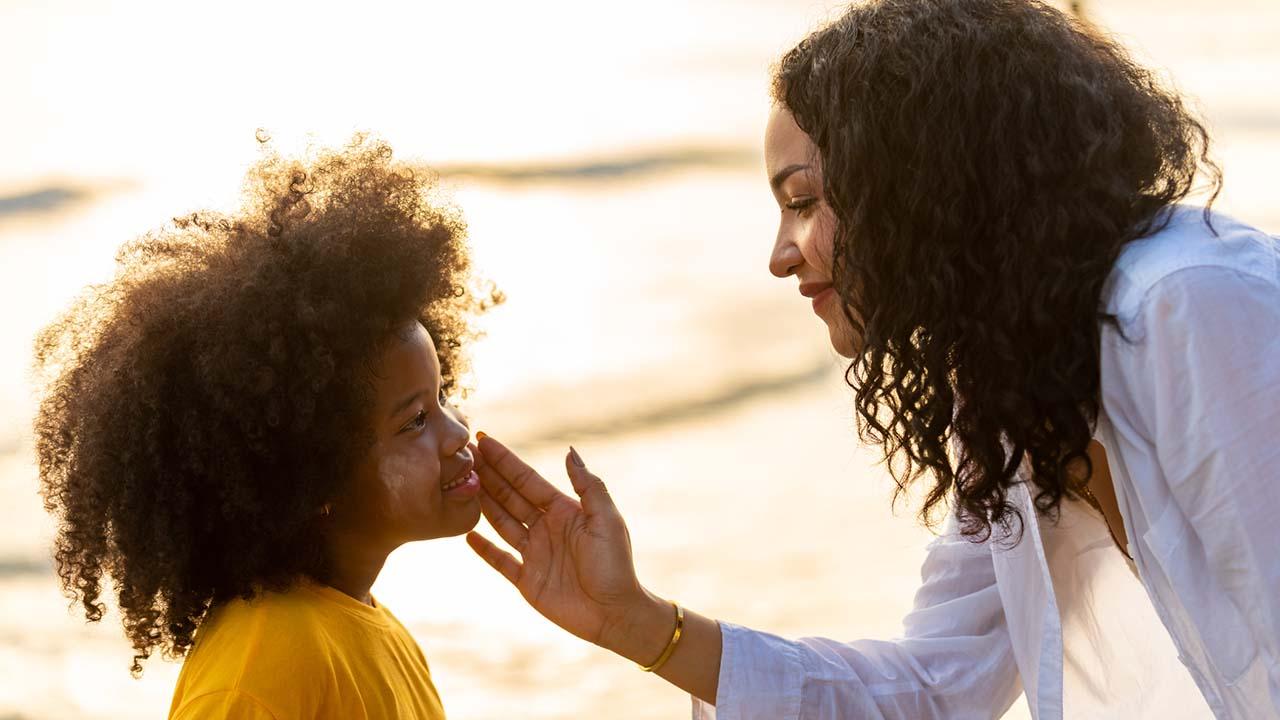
[{"xmin": 376, "ymin": 450, "xmax": 438, "ymax": 511}]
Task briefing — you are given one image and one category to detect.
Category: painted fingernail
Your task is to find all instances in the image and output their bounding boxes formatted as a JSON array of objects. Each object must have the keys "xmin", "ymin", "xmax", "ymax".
[
  {"xmin": 476, "ymin": 431, "xmax": 488, "ymax": 441},
  {"xmin": 569, "ymin": 446, "xmax": 586, "ymax": 468}
]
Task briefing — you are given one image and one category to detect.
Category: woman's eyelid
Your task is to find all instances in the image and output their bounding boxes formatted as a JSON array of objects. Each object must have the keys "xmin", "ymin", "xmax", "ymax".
[
  {"xmin": 782, "ymin": 173, "xmax": 816, "ymax": 199},
  {"xmin": 783, "ymin": 179, "xmax": 816, "ymax": 200}
]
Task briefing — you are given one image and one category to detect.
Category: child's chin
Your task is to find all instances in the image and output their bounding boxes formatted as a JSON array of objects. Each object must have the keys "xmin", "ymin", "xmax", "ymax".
[{"xmin": 420, "ymin": 502, "xmax": 483, "ymax": 540}]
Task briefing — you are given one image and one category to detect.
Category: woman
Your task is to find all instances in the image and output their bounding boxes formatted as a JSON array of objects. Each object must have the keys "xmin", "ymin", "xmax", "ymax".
[{"xmin": 467, "ymin": 1, "xmax": 1280, "ymax": 718}]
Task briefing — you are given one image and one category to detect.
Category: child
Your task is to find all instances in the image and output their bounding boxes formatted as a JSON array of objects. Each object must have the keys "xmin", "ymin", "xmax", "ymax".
[{"xmin": 33, "ymin": 137, "xmax": 493, "ymax": 719}]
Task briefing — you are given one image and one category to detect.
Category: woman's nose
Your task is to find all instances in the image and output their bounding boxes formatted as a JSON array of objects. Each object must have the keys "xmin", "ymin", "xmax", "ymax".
[{"xmin": 770, "ymin": 234, "xmax": 803, "ymax": 278}]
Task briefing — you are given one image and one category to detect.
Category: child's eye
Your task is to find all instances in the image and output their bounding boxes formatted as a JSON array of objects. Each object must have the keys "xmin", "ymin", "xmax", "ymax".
[
  {"xmin": 403, "ymin": 409, "xmax": 428, "ymax": 433},
  {"xmin": 438, "ymin": 387, "xmax": 449, "ymax": 406}
]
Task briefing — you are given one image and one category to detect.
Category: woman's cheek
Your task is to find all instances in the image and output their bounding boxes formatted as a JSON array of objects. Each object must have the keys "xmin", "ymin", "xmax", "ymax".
[{"xmin": 812, "ymin": 207, "xmax": 838, "ymax": 275}]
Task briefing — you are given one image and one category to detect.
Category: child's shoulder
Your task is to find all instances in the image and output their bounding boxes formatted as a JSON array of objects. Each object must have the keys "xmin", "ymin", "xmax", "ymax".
[
  {"xmin": 171, "ymin": 582, "xmax": 339, "ymax": 717},
  {"xmin": 171, "ymin": 579, "xmax": 435, "ymax": 717},
  {"xmin": 188, "ymin": 581, "xmax": 337, "ymax": 659},
  {"xmin": 196, "ymin": 579, "xmax": 404, "ymax": 651}
]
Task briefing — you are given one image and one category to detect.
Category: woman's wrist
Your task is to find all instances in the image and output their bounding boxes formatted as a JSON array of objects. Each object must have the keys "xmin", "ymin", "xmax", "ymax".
[
  {"xmin": 601, "ymin": 587, "xmax": 676, "ymax": 665},
  {"xmin": 600, "ymin": 589, "xmax": 723, "ymax": 703}
]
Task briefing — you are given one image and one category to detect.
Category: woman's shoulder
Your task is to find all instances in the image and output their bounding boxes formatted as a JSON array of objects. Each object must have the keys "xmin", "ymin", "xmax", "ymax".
[{"xmin": 1103, "ymin": 204, "xmax": 1279, "ymax": 332}]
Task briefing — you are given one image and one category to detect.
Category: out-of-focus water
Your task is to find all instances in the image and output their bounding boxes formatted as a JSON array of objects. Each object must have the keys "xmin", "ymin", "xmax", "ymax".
[{"xmin": 2, "ymin": 1, "xmax": 1278, "ymax": 718}]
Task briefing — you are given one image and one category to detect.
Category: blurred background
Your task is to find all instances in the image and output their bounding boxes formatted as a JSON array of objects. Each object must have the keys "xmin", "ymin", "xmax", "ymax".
[{"xmin": 1, "ymin": 0, "xmax": 1277, "ymax": 718}]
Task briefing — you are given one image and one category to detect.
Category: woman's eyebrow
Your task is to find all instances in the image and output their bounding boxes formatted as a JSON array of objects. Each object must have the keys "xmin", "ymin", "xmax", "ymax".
[{"xmin": 770, "ymin": 163, "xmax": 811, "ymax": 192}]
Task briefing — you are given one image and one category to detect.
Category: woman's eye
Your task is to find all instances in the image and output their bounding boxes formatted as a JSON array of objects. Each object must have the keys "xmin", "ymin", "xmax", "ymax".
[{"xmin": 785, "ymin": 197, "xmax": 817, "ymax": 215}]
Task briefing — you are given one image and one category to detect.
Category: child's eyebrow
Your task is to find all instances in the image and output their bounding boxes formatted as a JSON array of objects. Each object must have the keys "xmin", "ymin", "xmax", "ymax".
[{"xmin": 388, "ymin": 389, "xmax": 429, "ymax": 419}]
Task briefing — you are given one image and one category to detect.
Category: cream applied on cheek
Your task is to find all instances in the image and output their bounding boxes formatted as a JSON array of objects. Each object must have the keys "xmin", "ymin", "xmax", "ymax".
[{"xmin": 376, "ymin": 451, "xmax": 431, "ymax": 506}]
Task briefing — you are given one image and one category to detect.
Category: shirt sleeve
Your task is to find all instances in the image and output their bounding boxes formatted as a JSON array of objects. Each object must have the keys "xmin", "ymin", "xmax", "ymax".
[
  {"xmin": 170, "ymin": 690, "xmax": 280, "ymax": 720},
  {"xmin": 1115, "ymin": 265, "xmax": 1280, "ymax": 694},
  {"xmin": 694, "ymin": 513, "xmax": 1022, "ymax": 720}
]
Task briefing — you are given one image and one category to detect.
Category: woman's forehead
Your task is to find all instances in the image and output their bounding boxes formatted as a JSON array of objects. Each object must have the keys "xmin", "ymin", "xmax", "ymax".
[{"xmin": 765, "ymin": 107, "xmax": 814, "ymax": 175}]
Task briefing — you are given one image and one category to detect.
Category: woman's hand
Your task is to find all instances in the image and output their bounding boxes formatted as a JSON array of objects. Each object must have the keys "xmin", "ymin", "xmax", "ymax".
[
  {"xmin": 466, "ymin": 434, "xmax": 723, "ymax": 703},
  {"xmin": 465, "ymin": 435, "xmax": 664, "ymax": 659}
]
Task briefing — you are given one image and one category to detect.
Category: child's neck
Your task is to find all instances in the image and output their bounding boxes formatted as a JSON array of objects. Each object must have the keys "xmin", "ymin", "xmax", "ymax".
[{"xmin": 321, "ymin": 532, "xmax": 393, "ymax": 607}]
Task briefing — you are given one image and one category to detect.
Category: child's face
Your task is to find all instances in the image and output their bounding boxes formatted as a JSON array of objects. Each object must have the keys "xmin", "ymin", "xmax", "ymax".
[{"xmin": 343, "ymin": 321, "xmax": 481, "ymax": 546}]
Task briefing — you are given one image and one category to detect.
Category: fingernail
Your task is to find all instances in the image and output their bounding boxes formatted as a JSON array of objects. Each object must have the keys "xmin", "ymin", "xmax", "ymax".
[
  {"xmin": 476, "ymin": 431, "xmax": 488, "ymax": 441},
  {"xmin": 569, "ymin": 446, "xmax": 586, "ymax": 468}
]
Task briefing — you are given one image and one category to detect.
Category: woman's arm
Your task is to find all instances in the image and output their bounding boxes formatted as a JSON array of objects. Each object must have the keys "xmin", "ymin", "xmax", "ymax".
[
  {"xmin": 599, "ymin": 590, "xmax": 724, "ymax": 702},
  {"xmin": 1108, "ymin": 265, "xmax": 1280, "ymax": 708},
  {"xmin": 467, "ymin": 435, "xmax": 1021, "ymax": 719},
  {"xmin": 698, "ymin": 512, "xmax": 1021, "ymax": 720}
]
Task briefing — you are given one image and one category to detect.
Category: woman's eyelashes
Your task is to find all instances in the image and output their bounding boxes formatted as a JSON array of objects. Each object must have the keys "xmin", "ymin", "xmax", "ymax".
[{"xmin": 785, "ymin": 196, "xmax": 818, "ymax": 216}]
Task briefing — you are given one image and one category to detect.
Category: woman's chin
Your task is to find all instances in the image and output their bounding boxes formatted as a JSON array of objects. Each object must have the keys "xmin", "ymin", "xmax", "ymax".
[{"xmin": 828, "ymin": 326, "xmax": 859, "ymax": 358}]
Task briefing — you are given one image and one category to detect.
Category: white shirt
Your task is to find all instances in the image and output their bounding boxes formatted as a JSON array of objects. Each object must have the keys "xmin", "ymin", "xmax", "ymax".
[
  {"xmin": 693, "ymin": 206, "xmax": 1280, "ymax": 720},
  {"xmin": 1048, "ymin": 489, "xmax": 1208, "ymax": 716}
]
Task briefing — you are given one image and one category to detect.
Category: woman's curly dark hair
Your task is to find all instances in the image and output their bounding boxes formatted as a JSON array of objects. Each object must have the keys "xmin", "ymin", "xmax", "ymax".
[
  {"xmin": 33, "ymin": 136, "xmax": 494, "ymax": 674},
  {"xmin": 774, "ymin": 0, "xmax": 1220, "ymax": 540}
]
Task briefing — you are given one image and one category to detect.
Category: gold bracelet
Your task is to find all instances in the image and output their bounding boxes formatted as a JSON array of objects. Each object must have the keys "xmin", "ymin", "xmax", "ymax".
[{"xmin": 638, "ymin": 602, "xmax": 684, "ymax": 673}]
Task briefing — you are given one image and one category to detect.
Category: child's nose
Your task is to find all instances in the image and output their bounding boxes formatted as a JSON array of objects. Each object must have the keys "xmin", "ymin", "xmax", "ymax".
[{"xmin": 441, "ymin": 405, "xmax": 471, "ymax": 455}]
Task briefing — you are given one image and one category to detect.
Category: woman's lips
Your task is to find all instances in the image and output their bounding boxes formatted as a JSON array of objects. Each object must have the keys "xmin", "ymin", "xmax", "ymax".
[
  {"xmin": 810, "ymin": 286, "xmax": 836, "ymax": 313},
  {"xmin": 799, "ymin": 282, "xmax": 836, "ymax": 314}
]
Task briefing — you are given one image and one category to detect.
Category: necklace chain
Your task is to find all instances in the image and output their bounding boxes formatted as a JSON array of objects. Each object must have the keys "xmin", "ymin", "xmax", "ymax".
[{"xmin": 1074, "ymin": 483, "xmax": 1134, "ymax": 561}]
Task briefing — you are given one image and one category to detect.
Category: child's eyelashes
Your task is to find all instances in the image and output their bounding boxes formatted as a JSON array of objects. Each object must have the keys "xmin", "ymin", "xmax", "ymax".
[
  {"xmin": 398, "ymin": 387, "xmax": 450, "ymax": 433},
  {"xmin": 402, "ymin": 409, "xmax": 428, "ymax": 433}
]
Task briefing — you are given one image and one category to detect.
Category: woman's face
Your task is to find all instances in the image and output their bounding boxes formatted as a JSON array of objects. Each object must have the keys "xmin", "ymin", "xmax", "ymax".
[
  {"xmin": 339, "ymin": 321, "xmax": 481, "ymax": 548},
  {"xmin": 765, "ymin": 106, "xmax": 860, "ymax": 358}
]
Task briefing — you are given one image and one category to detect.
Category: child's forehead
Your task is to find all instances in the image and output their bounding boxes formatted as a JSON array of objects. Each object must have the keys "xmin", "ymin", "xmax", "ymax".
[
  {"xmin": 382, "ymin": 322, "xmax": 437, "ymax": 365},
  {"xmin": 372, "ymin": 323, "xmax": 441, "ymax": 401}
]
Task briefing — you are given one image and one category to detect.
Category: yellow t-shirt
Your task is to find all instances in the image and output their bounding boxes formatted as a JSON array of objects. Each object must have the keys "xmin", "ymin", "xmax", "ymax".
[{"xmin": 169, "ymin": 580, "xmax": 445, "ymax": 719}]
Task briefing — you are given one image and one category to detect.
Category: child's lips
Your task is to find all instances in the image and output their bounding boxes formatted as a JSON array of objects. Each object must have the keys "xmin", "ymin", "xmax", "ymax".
[{"xmin": 442, "ymin": 469, "xmax": 481, "ymax": 498}]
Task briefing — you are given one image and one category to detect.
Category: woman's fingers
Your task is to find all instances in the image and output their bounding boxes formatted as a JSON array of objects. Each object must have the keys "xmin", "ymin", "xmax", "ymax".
[
  {"xmin": 565, "ymin": 446, "xmax": 622, "ymax": 522},
  {"xmin": 477, "ymin": 434, "xmax": 571, "ymax": 509},
  {"xmin": 475, "ymin": 451, "xmax": 543, "ymax": 527},
  {"xmin": 466, "ymin": 532, "xmax": 521, "ymax": 585},
  {"xmin": 478, "ymin": 489, "xmax": 530, "ymax": 552}
]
